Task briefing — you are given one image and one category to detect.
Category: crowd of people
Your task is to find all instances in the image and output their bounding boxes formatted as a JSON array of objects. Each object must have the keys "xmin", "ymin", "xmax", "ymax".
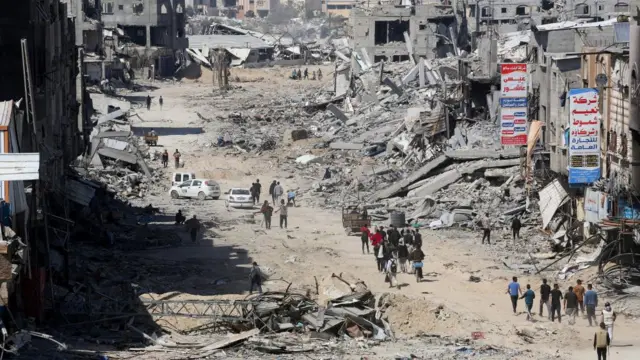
[
  {"xmin": 360, "ymin": 225, "xmax": 426, "ymax": 289},
  {"xmin": 507, "ymin": 277, "xmax": 616, "ymax": 359}
]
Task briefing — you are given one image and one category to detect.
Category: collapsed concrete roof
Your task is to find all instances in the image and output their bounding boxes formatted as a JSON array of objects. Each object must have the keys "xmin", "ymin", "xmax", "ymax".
[{"xmin": 187, "ymin": 34, "xmax": 272, "ymax": 50}]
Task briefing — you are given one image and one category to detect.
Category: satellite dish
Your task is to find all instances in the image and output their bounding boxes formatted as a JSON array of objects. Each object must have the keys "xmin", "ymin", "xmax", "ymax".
[{"xmin": 596, "ymin": 73, "xmax": 608, "ymax": 88}]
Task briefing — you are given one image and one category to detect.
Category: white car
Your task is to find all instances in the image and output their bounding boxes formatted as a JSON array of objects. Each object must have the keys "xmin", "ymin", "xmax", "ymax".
[
  {"xmin": 170, "ymin": 179, "xmax": 221, "ymax": 200},
  {"xmin": 226, "ymin": 188, "xmax": 254, "ymax": 208}
]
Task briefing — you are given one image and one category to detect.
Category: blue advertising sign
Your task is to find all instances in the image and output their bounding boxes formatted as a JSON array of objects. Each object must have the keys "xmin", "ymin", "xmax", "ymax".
[
  {"xmin": 568, "ymin": 88, "xmax": 600, "ymax": 185},
  {"xmin": 499, "ymin": 98, "xmax": 528, "ymax": 108}
]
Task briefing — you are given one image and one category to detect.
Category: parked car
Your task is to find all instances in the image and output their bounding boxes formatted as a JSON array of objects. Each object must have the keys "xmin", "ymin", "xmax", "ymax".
[
  {"xmin": 172, "ymin": 172, "xmax": 196, "ymax": 186},
  {"xmin": 226, "ymin": 188, "xmax": 254, "ymax": 208},
  {"xmin": 170, "ymin": 179, "xmax": 221, "ymax": 200}
]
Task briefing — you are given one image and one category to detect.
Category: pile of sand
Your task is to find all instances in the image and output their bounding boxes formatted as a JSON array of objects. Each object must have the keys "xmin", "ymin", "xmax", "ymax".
[{"xmin": 384, "ymin": 294, "xmax": 464, "ymax": 338}]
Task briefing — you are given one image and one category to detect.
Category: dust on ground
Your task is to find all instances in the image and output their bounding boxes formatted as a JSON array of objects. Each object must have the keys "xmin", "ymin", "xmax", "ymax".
[{"xmin": 116, "ymin": 67, "xmax": 640, "ymax": 359}]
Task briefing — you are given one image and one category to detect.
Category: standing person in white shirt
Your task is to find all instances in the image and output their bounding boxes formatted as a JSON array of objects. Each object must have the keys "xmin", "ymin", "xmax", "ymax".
[
  {"xmin": 385, "ymin": 258, "xmax": 400, "ymax": 289},
  {"xmin": 601, "ymin": 302, "xmax": 617, "ymax": 343},
  {"xmin": 274, "ymin": 199, "xmax": 288, "ymax": 229}
]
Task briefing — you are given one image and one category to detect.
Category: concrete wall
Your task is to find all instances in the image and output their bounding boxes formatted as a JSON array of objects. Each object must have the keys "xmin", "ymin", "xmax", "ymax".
[
  {"xmin": 102, "ymin": 0, "xmax": 185, "ymax": 27},
  {"xmin": 350, "ymin": 4, "xmax": 456, "ymax": 61}
]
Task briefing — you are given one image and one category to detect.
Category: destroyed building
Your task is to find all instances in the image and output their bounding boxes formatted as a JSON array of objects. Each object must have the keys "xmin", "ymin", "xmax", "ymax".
[
  {"xmin": 101, "ymin": 0, "xmax": 189, "ymax": 75},
  {"xmin": 467, "ymin": 0, "xmax": 544, "ymax": 34},
  {"xmin": 350, "ymin": 3, "xmax": 466, "ymax": 62}
]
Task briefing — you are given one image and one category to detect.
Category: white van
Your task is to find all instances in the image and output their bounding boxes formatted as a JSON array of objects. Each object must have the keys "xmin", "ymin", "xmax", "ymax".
[{"xmin": 172, "ymin": 172, "xmax": 196, "ymax": 186}]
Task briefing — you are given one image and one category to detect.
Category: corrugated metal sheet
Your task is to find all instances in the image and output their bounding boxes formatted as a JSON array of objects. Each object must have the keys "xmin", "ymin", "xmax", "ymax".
[
  {"xmin": 0, "ymin": 101, "xmax": 13, "ymax": 128},
  {"xmin": 9, "ymin": 180, "xmax": 27, "ymax": 215},
  {"xmin": 102, "ymin": 138, "xmax": 129, "ymax": 151},
  {"xmin": 0, "ymin": 153, "xmax": 40, "ymax": 181},
  {"xmin": 66, "ymin": 179, "xmax": 96, "ymax": 206},
  {"xmin": 187, "ymin": 35, "xmax": 271, "ymax": 49},
  {"xmin": 614, "ymin": 22, "xmax": 630, "ymax": 43},
  {"xmin": 539, "ymin": 179, "xmax": 569, "ymax": 229},
  {"xmin": 534, "ymin": 18, "xmax": 616, "ymax": 32}
]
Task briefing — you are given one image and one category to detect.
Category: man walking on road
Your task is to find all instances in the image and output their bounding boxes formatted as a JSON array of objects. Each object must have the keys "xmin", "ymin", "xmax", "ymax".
[
  {"xmin": 413, "ymin": 228, "xmax": 422, "ymax": 249},
  {"xmin": 550, "ymin": 283, "xmax": 563, "ymax": 323},
  {"xmin": 173, "ymin": 149, "xmax": 181, "ymax": 168},
  {"xmin": 585, "ymin": 283, "xmax": 598, "ymax": 326},
  {"xmin": 360, "ymin": 225, "xmax": 370, "ymax": 254},
  {"xmin": 574, "ymin": 279, "xmax": 586, "ymax": 315},
  {"xmin": 161, "ymin": 150, "xmax": 169, "ymax": 168},
  {"xmin": 185, "ymin": 215, "xmax": 200, "ymax": 244},
  {"xmin": 250, "ymin": 179, "xmax": 261, "ymax": 204},
  {"xmin": 146, "ymin": 94, "xmax": 151, "ymax": 110},
  {"xmin": 511, "ymin": 215, "xmax": 521, "ymax": 242},
  {"xmin": 274, "ymin": 199, "xmax": 288, "ymax": 229},
  {"xmin": 520, "ymin": 284, "xmax": 535, "ymax": 320},
  {"xmin": 159, "ymin": 96, "xmax": 163, "ymax": 110},
  {"xmin": 564, "ymin": 286, "xmax": 578, "ymax": 325},
  {"xmin": 506, "ymin": 276, "xmax": 522, "ymax": 314},
  {"xmin": 249, "ymin": 262, "xmax": 263, "ymax": 294},
  {"xmin": 593, "ymin": 322, "xmax": 611, "ymax": 360},
  {"xmin": 269, "ymin": 180, "xmax": 277, "ymax": 204},
  {"xmin": 481, "ymin": 213, "xmax": 491, "ymax": 244},
  {"xmin": 258, "ymin": 201, "xmax": 273, "ymax": 229},
  {"xmin": 539, "ymin": 279, "xmax": 551, "ymax": 319},
  {"xmin": 273, "ymin": 182, "xmax": 283, "ymax": 204},
  {"xmin": 601, "ymin": 302, "xmax": 616, "ymax": 342}
]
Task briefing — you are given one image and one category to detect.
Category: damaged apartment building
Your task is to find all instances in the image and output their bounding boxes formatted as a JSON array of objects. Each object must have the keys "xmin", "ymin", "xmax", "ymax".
[
  {"xmin": 100, "ymin": 0, "xmax": 189, "ymax": 76},
  {"xmin": 350, "ymin": 2, "xmax": 469, "ymax": 62}
]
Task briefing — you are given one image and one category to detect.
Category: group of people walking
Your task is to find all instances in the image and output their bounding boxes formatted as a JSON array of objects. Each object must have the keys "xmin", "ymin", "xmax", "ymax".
[
  {"xmin": 161, "ymin": 149, "xmax": 181, "ymax": 168},
  {"xmin": 253, "ymin": 179, "xmax": 293, "ymax": 230},
  {"xmin": 507, "ymin": 277, "xmax": 616, "ymax": 359},
  {"xmin": 290, "ymin": 68, "xmax": 322, "ymax": 81},
  {"xmin": 361, "ymin": 225, "xmax": 425, "ymax": 289}
]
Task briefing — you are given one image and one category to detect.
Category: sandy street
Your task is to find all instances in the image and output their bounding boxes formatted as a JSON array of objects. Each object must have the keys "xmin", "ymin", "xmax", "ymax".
[{"xmin": 121, "ymin": 68, "xmax": 639, "ymax": 359}]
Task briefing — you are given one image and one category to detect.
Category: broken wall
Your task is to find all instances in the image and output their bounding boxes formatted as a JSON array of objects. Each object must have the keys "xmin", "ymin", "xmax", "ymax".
[{"xmin": 350, "ymin": 4, "xmax": 457, "ymax": 62}]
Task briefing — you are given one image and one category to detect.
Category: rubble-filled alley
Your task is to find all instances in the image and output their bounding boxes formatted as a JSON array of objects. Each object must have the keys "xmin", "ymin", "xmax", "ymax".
[{"xmin": 0, "ymin": 1, "xmax": 639, "ymax": 360}]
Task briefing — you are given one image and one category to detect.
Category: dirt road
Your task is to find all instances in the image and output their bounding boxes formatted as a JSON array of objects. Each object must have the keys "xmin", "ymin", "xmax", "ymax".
[{"xmin": 125, "ymin": 69, "xmax": 639, "ymax": 359}]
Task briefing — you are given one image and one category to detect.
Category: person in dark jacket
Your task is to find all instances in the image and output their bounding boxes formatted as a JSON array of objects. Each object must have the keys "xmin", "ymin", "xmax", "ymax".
[
  {"xmin": 539, "ymin": 278, "xmax": 551, "ymax": 319},
  {"xmin": 388, "ymin": 225, "xmax": 400, "ymax": 247},
  {"xmin": 269, "ymin": 180, "xmax": 277, "ymax": 204},
  {"xmin": 398, "ymin": 237, "xmax": 409, "ymax": 272},
  {"xmin": 403, "ymin": 228, "xmax": 414, "ymax": 246},
  {"xmin": 409, "ymin": 246, "xmax": 425, "ymax": 280},
  {"xmin": 249, "ymin": 262, "xmax": 263, "ymax": 294},
  {"xmin": 511, "ymin": 215, "xmax": 522, "ymax": 242},
  {"xmin": 175, "ymin": 210, "xmax": 185, "ymax": 225},
  {"xmin": 413, "ymin": 229, "xmax": 422, "ymax": 249},
  {"xmin": 146, "ymin": 94, "xmax": 151, "ymax": 110}
]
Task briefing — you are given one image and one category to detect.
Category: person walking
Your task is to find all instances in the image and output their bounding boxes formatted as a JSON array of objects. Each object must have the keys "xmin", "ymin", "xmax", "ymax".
[
  {"xmin": 249, "ymin": 262, "xmax": 263, "ymax": 294},
  {"xmin": 159, "ymin": 96, "xmax": 163, "ymax": 110},
  {"xmin": 185, "ymin": 215, "xmax": 200, "ymax": 244},
  {"xmin": 360, "ymin": 225, "xmax": 370, "ymax": 254},
  {"xmin": 481, "ymin": 213, "xmax": 491, "ymax": 244},
  {"xmin": 539, "ymin": 279, "xmax": 552, "ymax": 319},
  {"xmin": 397, "ymin": 236, "xmax": 409, "ymax": 273},
  {"xmin": 258, "ymin": 201, "xmax": 273, "ymax": 229},
  {"xmin": 511, "ymin": 215, "xmax": 521, "ymax": 242},
  {"xmin": 409, "ymin": 245, "xmax": 425, "ymax": 280},
  {"xmin": 250, "ymin": 179, "xmax": 261, "ymax": 204},
  {"xmin": 146, "ymin": 94, "xmax": 151, "ymax": 110},
  {"xmin": 550, "ymin": 283, "xmax": 563, "ymax": 323},
  {"xmin": 303, "ymin": 68, "xmax": 308, "ymax": 80},
  {"xmin": 375, "ymin": 238, "xmax": 386, "ymax": 272},
  {"xmin": 173, "ymin": 149, "xmax": 181, "ymax": 169},
  {"xmin": 564, "ymin": 286, "xmax": 578, "ymax": 325},
  {"xmin": 370, "ymin": 228, "xmax": 384, "ymax": 271},
  {"xmin": 317, "ymin": 68, "xmax": 323, "ymax": 80},
  {"xmin": 519, "ymin": 284, "xmax": 536, "ymax": 321},
  {"xmin": 269, "ymin": 180, "xmax": 277, "ymax": 204},
  {"xmin": 161, "ymin": 150, "xmax": 169, "ymax": 168},
  {"xmin": 601, "ymin": 302, "xmax": 616, "ymax": 343},
  {"xmin": 506, "ymin": 276, "xmax": 522, "ymax": 314},
  {"xmin": 385, "ymin": 257, "xmax": 400, "ymax": 289},
  {"xmin": 287, "ymin": 189, "xmax": 296, "ymax": 206},
  {"xmin": 413, "ymin": 228, "xmax": 422, "ymax": 249},
  {"xmin": 273, "ymin": 182, "xmax": 284, "ymax": 204},
  {"xmin": 593, "ymin": 322, "xmax": 611, "ymax": 360},
  {"xmin": 585, "ymin": 284, "xmax": 598, "ymax": 326},
  {"xmin": 574, "ymin": 279, "xmax": 586, "ymax": 315},
  {"xmin": 274, "ymin": 199, "xmax": 288, "ymax": 229}
]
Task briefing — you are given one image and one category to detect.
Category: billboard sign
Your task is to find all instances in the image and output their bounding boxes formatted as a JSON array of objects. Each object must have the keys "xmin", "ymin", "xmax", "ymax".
[
  {"xmin": 500, "ymin": 98, "xmax": 528, "ymax": 145},
  {"xmin": 568, "ymin": 88, "xmax": 600, "ymax": 185},
  {"xmin": 500, "ymin": 63, "xmax": 528, "ymax": 98},
  {"xmin": 584, "ymin": 188, "xmax": 608, "ymax": 223}
]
